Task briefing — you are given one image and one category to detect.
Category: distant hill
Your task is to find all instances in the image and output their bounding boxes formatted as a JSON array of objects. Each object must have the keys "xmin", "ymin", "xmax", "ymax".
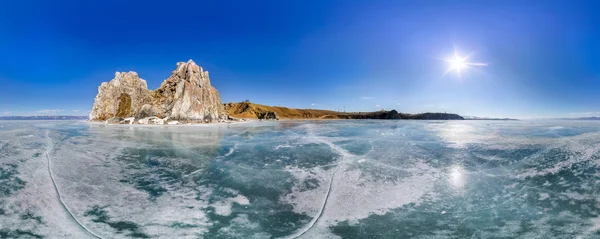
[
  {"xmin": 224, "ymin": 102, "xmax": 464, "ymax": 120},
  {"xmin": 225, "ymin": 102, "xmax": 340, "ymax": 119},
  {"xmin": 0, "ymin": 116, "xmax": 88, "ymax": 120},
  {"xmin": 552, "ymin": 117, "xmax": 600, "ymax": 120}
]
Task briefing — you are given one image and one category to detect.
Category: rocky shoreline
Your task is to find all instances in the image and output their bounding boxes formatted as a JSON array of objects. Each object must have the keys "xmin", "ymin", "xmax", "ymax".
[
  {"xmin": 225, "ymin": 101, "xmax": 464, "ymax": 121},
  {"xmin": 89, "ymin": 60, "xmax": 464, "ymax": 125},
  {"xmin": 101, "ymin": 116, "xmax": 245, "ymax": 125}
]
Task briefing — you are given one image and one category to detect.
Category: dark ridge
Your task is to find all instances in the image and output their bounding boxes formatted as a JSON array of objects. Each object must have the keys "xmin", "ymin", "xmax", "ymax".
[{"xmin": 343, "ymin": 110, "xmax": 464, "ymax": 120}]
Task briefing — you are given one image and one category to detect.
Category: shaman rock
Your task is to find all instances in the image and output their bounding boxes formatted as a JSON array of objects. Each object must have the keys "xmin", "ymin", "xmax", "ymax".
[{"xmin": 89, "ymin": 60, "xmax": 228, "ymax": 123}]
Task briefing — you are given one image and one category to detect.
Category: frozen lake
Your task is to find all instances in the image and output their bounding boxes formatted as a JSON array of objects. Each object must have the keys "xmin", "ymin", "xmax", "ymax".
[{"xmin": 1, "ymin": 120, "xmax": 599, "ymax": 238}]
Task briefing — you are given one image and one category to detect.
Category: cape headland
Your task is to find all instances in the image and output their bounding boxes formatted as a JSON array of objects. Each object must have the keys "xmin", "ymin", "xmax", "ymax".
[
  {"xmin": 89, "ymin": 60, "xmax": 464, "ymax": 124},
  {"xmin": 225, "ymin": 101, "xmax": 464, "ymax": 120}
]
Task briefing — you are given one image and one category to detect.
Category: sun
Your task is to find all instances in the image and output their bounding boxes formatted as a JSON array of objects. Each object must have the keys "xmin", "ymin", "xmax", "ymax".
[
  {"xmin": 448, "ymin": 54, "xmax": 468, "ymax": 74},
  {"xmin": 442, "ymin": 48, "xmax": 487, "ymax": 77}
]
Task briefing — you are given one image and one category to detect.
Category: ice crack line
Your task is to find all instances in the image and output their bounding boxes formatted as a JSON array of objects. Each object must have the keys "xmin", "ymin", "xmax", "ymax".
[
  {"xmin": 290, "ymin": 163, "xmax": 341, "ymax": 239},
  {"xmin": 289, "ymin": 124, "xmax": 355, "ymax": 239},
  {"xmin": 45, "ymin": 131, "xmax": 105, "ymax": 239}
]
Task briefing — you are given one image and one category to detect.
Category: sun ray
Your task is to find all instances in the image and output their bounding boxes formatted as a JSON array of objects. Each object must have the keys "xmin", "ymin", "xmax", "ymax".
[
  {"xmin": 443, "ymin": 50, "xmax": 486, "ymax": 77},
  {"xmin": 465, "ymin": 62, "xmax": 488, "ymax": 66}
]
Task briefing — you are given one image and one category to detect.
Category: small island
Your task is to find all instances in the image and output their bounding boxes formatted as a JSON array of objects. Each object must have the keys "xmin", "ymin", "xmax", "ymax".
[{"xmin": 89, "ymin": 60, "xmax": 464, "ymax": 125}]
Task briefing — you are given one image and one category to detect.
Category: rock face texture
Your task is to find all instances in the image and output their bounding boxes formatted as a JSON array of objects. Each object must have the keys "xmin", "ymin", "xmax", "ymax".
[
  {"xmin": 89, "ymin": 72, "xmax": 152, "ymax": 121},
  {"xmin": 151, "ymin": 61, "xmax": 226, "ymax": 121},
  {"xmin": 89, "ymin": 60, "xmax": 228, "ymax": 123}
]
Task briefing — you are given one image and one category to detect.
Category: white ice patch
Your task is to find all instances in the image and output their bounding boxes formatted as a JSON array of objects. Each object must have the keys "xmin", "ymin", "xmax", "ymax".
[
  {"xmin": 212, "ymin": 193, "xmax": 250, "ymax": 216},
  {"xmin": 320, "ymin": 161, "xmax": 439, "ymax": 222},
  {"xmin": 282, "ymin": 166, "xmax": 333, "ymax": 217},
  {"xmin": 283, "ymin": 123, "xmax": 440, "ymax": 238},
  {"xmin": 515, "ymin": 135, "xmax": 600, "ymax": 179}
]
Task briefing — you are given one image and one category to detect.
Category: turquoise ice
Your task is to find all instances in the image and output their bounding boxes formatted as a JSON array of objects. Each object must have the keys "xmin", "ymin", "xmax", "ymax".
[{"xmin": 1, "ymin": 120, "xmax": 599, "ymax": 238}]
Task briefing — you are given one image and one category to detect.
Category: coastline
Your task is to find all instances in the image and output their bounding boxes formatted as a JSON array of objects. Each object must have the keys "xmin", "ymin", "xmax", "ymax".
[
  {"xmin": 88, "ymin": 117, "xmax": 469, "ymax": 127},
  {"xmin": 87, "ymin": 119, "xmax": 258, "ymax": 127},
  {"xmin": 225, "ymin": 102, "xmax": 465, "ymax": 120}
]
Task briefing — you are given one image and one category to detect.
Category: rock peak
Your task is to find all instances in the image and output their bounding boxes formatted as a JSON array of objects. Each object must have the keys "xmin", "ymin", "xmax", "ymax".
[
  {"xmin": 176, "ymin": 59, "xmax": 198, "ymax": 67},
  {"xmin": 176, "ymin": 59, "xmax": 203, "ymax": 73},
  {"xmin": 115, "ymin": 71, "xmax": 139, "ymax": 78}
]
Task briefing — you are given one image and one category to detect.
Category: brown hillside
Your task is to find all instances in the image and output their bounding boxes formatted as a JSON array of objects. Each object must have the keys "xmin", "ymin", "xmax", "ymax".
[
  {"xmin": 225, "ymin": 102, "xmax": 342, "ymax": 119},
  {"xmin": 224, "ymin": 102, "xmax": 464, "ymax": 120}
]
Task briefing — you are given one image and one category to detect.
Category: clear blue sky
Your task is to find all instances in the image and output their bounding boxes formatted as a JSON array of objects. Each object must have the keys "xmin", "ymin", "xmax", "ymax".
[{"xmin": 1, "ymin": 0, "xmax": 599, "ymax": 118}]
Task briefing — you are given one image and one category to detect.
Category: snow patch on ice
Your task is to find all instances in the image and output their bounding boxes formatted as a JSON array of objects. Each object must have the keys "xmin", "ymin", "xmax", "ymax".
[{"xmin": 212, "ymin": 194, "xmax": 250, "ymax": 216}]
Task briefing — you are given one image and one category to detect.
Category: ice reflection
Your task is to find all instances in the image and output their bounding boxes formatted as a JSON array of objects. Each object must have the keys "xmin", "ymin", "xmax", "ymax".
[
  {"xmin": 429, "ymin": 121, "xmax": 496, "ymax": 148},
  {"xmin": 449, "ymin": 165, "xmax": 466, "ymax": 188}
]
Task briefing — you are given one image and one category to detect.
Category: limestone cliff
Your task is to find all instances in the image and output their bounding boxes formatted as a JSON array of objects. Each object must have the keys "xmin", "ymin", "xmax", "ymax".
[{"xmin": 89, "ymin": 60, "xmax": 228, "ymax": 123}]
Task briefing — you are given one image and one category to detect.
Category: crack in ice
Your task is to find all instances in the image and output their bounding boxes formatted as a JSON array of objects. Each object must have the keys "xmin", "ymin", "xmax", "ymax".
[
  {"xmin": 45, "ymin": 131, "xmax": 105, "ymax": 239},
  {"xmin": 288, "ymin": 124, "xmax": 357, "ymax": 239},
  {"xmin": 289, "ymin": 162, "xmax": 341, "ymax": 239}
]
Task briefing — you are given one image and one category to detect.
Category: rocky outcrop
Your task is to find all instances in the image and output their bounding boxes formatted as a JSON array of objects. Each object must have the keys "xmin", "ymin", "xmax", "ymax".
[
  {"xmin": 385, "ymin": 110, "xmax": 401, "ymax": 119},
  {"xmin": 89, "ymin": 60, "xmax": 228, "ymax": 123},
  {"xmin": 150, "ymin": 60, "xmax": 226, "ymax": 122},
  {"xmin": 89, "ymin": 72, "xmax": 152, "ymax": 121},
  {"xmin": 258, "ymin": 111, "xmax": 278, "ymax": 120},
  {"xmin": 134, "ymin": 104, "xmax": 161, "ymax": 119},
  {"xmin": 137, "ymin": 116, "xmax": 168, "ymax": 125}
]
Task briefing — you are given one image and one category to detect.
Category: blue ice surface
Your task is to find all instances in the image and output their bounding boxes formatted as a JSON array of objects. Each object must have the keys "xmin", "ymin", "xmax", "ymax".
[{"xmin": 0, "ymin": 119, "xmax": 599, "ymax": 238}]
